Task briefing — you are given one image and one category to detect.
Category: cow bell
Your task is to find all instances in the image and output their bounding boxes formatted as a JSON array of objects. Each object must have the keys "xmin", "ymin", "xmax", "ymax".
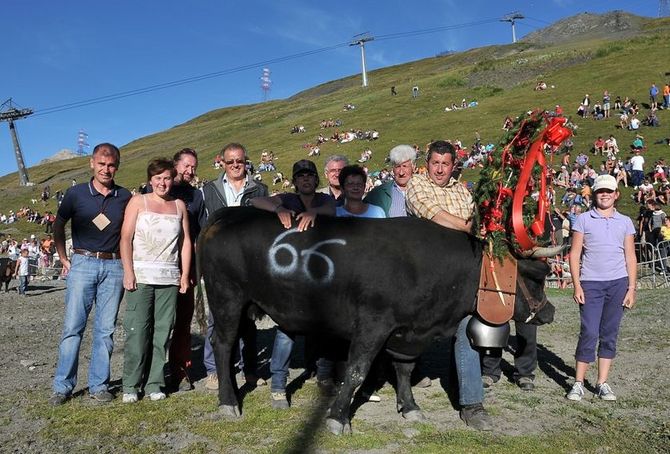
[{"xmin": 466, "ymin": 316, "xmax": 510, "ymax": 351}]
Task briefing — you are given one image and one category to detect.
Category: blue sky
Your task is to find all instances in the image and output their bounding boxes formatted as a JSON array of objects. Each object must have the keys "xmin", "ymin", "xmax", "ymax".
[{"xmin": 0, "ymin": 0, "xmax": 660, "ymax": 178}]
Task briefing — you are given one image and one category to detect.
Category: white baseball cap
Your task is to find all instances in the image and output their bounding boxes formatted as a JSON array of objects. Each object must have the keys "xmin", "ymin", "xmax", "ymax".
[{"xmin": 592, "ymin": 174, "xmax": 617, "ymax": 192}]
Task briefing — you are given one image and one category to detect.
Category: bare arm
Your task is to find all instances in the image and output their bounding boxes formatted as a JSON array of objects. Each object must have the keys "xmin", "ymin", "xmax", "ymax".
[
  {"xmin": 120, "ymin": 195, "xmax": 141, "ymax": 291},
  {"xmin": 623, "ymin": 234, "xmax": 637, "ymax": 309},
  {"xmin": 251, "ymin": 195, "xmax": 294, "ymax": 229},
  {"xmin": 250, "ymin": 195, "xmax": 283, "ymax": 212},
  {"xmin": 430, "ymin": 210, "xmax": 473, "ymax": 232},
  {"xmin": 53, "ymin": 216, "xmax": 70, "ymax": 272},
  {"xmin": 569, "ymin": 231, "xmax": 584, "ymax": 304},
  {"xmin": 178, "ymin": 200, "xmax": 192, "ymax": 294}
]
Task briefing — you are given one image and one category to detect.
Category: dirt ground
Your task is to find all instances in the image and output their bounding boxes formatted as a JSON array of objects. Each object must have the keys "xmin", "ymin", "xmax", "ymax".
[{"xmin": 1, "ymin": 280, "xmax": 669, "ymax": 452}]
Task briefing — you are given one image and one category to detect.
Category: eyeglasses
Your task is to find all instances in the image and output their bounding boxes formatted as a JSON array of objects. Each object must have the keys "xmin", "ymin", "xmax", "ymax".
[
  {"xmin": 344, "ymin": 181, "xmax": 365, "ymax": 188},
  {"xmin": 224, "ymin": 159, "xmax": 245, "ymax": 165}
]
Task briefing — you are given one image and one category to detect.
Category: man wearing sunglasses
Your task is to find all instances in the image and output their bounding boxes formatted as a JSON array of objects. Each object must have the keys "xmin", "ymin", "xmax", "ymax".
[{"xmin": 201, "ymin": 143, "xmax": 269, "ymax": 391}]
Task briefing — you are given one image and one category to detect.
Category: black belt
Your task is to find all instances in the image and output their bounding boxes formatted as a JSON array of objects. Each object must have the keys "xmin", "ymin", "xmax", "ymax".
[{"xmin": 73, "ymin": 249, "xmax": 120, "ymax": 260}]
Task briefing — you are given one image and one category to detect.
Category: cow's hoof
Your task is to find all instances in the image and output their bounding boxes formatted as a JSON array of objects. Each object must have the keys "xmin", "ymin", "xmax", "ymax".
[
  {"xmin": 325, "ymin": 418, "xmax": 352, "ymax": 435},
  {"xmin": 403, "ymin": 410, "xmax": 426, "ymax": 422},
  {"xmin": 218, "ymin": 404, "xmax": 241, "ymax": 418}
]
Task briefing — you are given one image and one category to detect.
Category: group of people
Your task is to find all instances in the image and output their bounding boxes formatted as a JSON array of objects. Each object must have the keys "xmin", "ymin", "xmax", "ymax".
[
  {"xmin": 44, "ymin": 139, "xmax": 636, "ymax": 436},
  {"xmin": 443, "ymin": 99, "xmax": 478, "ymax": 112},
  {"xmin": 48, "ymin": 144, "xmax": 203, "ymax": 405},
  {"xmin": 0, "ymin": 233, "xmax": 57, "ymax": 288}
]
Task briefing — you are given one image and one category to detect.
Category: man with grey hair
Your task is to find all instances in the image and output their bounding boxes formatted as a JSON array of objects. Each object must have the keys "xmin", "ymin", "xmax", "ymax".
[
  {"xmin": 317, "ymin": 155, "xmax": 349, "ymax": 204},
  {"xmin": 365, "ymin": 145, "xmax": 432, "ymax": 388},
  {"xmin": 365, "ymin": 145, "xmax": 416, "ymax": 217}
]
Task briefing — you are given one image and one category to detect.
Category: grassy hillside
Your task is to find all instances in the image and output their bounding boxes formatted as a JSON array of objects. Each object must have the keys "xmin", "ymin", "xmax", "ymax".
[{"xmin": 3, "ymin": 14, "xmax": 670, "ymax": 239}]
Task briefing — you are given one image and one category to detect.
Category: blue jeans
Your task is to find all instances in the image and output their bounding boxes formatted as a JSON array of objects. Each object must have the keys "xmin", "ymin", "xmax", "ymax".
[
  {"xmin": 203, "ymin": 310, "xmax": 257, "ymax": 376},
  {"xmin": 455, "ymin": 315, "xmax": 484, "ymax": 407},
  {"xmin": 270, "ymin": 329, "xmax": 295, "ymax": 393},
  {"xmin": 52, "ymin": 254, "xmax": 124, "ymax": 395},
  {"xmin": 18, "ymin": 275, "xmax": 28, "ymax": 295}
]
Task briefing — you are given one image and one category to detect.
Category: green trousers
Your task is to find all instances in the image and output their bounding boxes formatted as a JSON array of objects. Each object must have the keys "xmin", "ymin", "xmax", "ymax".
[{"xmin": 122, "ymin": 284, "xmax": 177, "ymax": 395}]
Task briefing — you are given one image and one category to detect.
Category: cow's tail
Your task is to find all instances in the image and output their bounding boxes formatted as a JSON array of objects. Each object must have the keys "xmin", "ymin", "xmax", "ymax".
[{"xmin": 194, "ymin": 235, "xmax": 208, "ymax": 335}]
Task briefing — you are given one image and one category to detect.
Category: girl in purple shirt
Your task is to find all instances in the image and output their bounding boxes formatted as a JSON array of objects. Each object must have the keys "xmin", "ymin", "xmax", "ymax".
[{"xmin": 567, "ymin": 175, "xmax": 637, "ymax": 402}]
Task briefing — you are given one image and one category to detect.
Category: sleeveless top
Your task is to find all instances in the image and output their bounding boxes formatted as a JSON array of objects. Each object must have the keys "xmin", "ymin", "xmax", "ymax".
[{"xmin": 132, "ymin": 195, "xmax": 182, "ymax": 285}]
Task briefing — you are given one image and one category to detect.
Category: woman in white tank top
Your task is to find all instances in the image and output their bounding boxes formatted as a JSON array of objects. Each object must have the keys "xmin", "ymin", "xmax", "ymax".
[{"xmin": 119, "ymin": 158, "xmax": 191, "ymax": 403}]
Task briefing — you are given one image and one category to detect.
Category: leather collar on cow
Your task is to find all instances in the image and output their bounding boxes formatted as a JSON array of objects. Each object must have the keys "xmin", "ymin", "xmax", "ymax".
[{"xmin": 516, "ymin": 274, "xmax": 549, "ymax": 323}]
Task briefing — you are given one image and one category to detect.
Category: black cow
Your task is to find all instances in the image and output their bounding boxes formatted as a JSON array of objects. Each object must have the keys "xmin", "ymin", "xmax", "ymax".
[
  {"xmin": 0, "ymin": 258, "xmax": 16, "ymax": 292},
  {"xmin": 199, "ymin": 207, "xmax": 554, "ymax": 434}
]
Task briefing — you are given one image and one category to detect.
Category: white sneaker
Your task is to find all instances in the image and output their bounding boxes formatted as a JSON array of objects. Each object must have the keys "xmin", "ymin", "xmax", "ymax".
[
  {"xmin": 566, "ymin": 381, "xmax": 585, "ymax": 401},
  {"xmin": 149, "ymin": 392, "xmax": 166, "ymax": 401},
  {"xmin": 122, "ymin": 393, "xmax": 138, "ymax": 404},
  {"xmin": 596, "ymin": 383, "xmax": 617, "ymax": 401}
]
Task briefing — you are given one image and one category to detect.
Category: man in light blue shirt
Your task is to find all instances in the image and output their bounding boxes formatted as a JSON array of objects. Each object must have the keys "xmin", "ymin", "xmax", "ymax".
[{"xmin": 365, "ymin": 145, "xmax": 416, "ymax": 217}]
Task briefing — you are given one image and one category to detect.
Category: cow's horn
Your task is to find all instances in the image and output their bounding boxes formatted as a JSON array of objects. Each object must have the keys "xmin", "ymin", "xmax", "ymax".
[{"xmin": 520, "ymin": 245, "xmax": 565, "ymax": 258}]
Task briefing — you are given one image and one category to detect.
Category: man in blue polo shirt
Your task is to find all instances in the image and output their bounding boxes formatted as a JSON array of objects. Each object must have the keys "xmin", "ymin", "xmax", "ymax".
[{"xmin": 49, "ymin": 143, "xmax": 132, "ymax": 405}]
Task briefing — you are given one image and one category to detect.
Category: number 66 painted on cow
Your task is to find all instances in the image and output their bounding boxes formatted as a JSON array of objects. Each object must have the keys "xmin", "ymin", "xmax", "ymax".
[{"xmin": 268, "ymin": 228, "xmax": 346, "ymax": 284}]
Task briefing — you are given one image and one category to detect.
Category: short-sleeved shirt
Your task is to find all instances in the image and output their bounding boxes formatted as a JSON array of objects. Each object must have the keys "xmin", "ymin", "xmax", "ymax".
[
  {"xmin": 336, "ymin": 204, "xmax": 386, "ymax": 218},
  {"xmin": 279, "ymin": 192, "xmax": 333, "ymax": 214},
  {"xmin": 405, "ymin": 174, "xmax": 474, "ymax": 221},
  {"xmin": 57, "ymin": 179, "xmax": 132, "ymax": 253},
  {"xmin": 572, "ymin": 208, "xmax": 635, "ymax": 281},
  {"xmin": 630, "ymin": 155, "xmax": 644, "ymax": 171}
]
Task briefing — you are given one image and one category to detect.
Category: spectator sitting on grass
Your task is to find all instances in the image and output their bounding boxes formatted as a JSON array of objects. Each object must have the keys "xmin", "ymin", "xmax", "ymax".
[
  {"xmin": 575, "ymin": 153, "xmax": 589, "ymax": 167},
  {"xmin": 605, "ymin": 135, "xmax": 619, "ymax": 156},
  {"xmin": 593, "ymin": 137, "xmax": 606, "ymax": 155},
  {"xmin": 555, "ymin": 166, "xmax": 570, "ymax": 188},
  {"xmin": 619, "ymin": 111, "xmax": 629, "ymax": 129},
  {"xmin": 635, "ymin": 179, "xmax": 656, "ymax": 204},
  {"xmin": 643, "ymin": 109, "xmax": 660, "ymax": 127},
  {"xmin": 613, "ymin": 161, "xmax": 628, "ymax": 188},
  {"xmin": 631, "ymin": 134, "xmax": 645, "ymax": 152},
  {"xmin": 653, "ymin": 160, "xmax": 668, "ymax": 185}
]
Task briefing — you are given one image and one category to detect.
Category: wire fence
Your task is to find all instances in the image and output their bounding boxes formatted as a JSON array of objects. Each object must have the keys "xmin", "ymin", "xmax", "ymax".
[
  {"xmin": 27, "ymin": 259, "xmax": 64, "ymax": 281},
  {"xmin": 545, "ymin": 241, "xmax": 670, "ymax": 289}
]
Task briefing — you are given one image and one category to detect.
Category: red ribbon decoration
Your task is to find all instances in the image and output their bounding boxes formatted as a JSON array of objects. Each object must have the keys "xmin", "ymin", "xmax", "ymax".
[{"xmin": 511, "ymin": 115, "xmax": 572, "ymax": 252}]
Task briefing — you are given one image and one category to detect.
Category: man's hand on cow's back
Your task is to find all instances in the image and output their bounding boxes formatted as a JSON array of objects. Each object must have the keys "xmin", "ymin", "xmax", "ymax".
[
  {"xmin": 275, "ymin": 207, "xmax": 295, "ymax": 229},
  {"xmin": 295, "ymin": 211, "xmax": 318, "ymax": 232}
]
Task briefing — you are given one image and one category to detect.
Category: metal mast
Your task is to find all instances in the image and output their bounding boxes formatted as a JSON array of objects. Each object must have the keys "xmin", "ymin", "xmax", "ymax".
[
  {"xmin": 260, "ymin": 68, "xmax": 272, "ymax": 102},
  {"xmin": 0, "ymin": 99, "xmax": 32, "ymax": 185},
  {"xmin": 77, "ymin": 129, "xmax": 89, "ymax": 155},
  {"xmin": 350, "ymin": 33, "xmax": 374, "ymax": 87},
  {"xmin": 501, "ymin": 12, "xmax": 524, "ymax": 43}
]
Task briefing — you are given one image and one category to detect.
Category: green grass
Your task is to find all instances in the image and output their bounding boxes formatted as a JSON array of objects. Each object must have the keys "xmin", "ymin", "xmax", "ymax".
[
  {"xmin": 3, "ymin": 17, "xmax": 670, "ymax": 241},
  {"xmin": 18, "ymin": 368, "xmax": 670, "ymax": 454}
]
